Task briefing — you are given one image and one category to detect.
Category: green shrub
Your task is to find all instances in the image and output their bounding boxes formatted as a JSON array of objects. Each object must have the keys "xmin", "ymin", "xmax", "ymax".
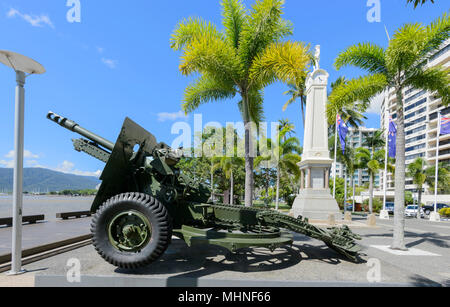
[
  {"xmin": 439, "ymin": 208, "xmax": 450, "ymax": 217},
  {"xmin": 363, "ymin": 198, "xmax": 383, "ymax": 213}
]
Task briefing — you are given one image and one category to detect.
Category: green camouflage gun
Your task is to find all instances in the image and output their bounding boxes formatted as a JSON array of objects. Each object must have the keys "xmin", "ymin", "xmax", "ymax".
[{"xmin": 48, "ymin": 111, "xmax": 361, "ymax": 269}]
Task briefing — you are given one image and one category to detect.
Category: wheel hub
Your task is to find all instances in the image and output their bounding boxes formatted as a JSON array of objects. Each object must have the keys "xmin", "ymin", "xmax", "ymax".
[{"xmin": 108, "ymin": 210, "xmax": 152, "ymax": 252}]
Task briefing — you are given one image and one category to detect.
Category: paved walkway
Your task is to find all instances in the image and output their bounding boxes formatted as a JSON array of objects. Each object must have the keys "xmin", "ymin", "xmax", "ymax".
[
  {"xmin": 0, "ymin": 216, "xmax": 448, "ymax": 287},
  {"xmin": 0, "ymin": 218, "xmax": 91, "ymax": 255}
]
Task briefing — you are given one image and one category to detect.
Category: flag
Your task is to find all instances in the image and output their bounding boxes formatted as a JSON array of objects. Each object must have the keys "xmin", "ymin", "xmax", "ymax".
[
  {"xmin": 388, "ymin": 116, "xmax": 397, "ymax": 159},
  {"xmin": 441, "ymin": 116, "xmax": 450, "ymax": 135},
  {"xmin": 337, "ymin": 114, "xmax": 349, "ymax": 154}
]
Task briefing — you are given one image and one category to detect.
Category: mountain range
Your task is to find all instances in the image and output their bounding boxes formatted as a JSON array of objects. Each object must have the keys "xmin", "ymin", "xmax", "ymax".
[{"xmin": 0, "ymin": 168, "xmax": 100, "ymax": 193}]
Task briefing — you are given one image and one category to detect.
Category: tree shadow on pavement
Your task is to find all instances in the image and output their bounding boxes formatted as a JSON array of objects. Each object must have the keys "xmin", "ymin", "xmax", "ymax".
[
  {"xmin": 114, "ymin": 238, "xmax": 364, "ymax": 279},
  {"xmin": 362, "ymin": 231, "xmax": 450, "ymax": 249},
  {"xmin": 408, "ymin": 274, "xmax": 443, "ymax": 287}
]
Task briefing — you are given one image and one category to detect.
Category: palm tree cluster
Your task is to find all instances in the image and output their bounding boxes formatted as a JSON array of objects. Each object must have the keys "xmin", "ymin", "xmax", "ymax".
[{"xmin": 177, "ymin": 120, "xmax": 302, "ymax": 209}]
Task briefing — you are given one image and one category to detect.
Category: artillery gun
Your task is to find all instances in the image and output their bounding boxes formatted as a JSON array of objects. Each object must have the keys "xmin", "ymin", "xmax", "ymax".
[{"xmin": 47, "ymin": 112, "xmax": 361, "ymax": 269}]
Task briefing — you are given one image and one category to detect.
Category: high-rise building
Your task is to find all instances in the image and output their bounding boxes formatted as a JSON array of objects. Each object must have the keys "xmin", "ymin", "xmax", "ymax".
[
  {"xmin": 332, "ymin": 127, "xmax": 381, "ymax": 188},
  {"xmin": 380, "ymin": 40, "xmax": 450, "ymax": 193}
]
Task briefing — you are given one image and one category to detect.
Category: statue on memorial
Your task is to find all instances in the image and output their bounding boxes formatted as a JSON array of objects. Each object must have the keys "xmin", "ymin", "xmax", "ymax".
[{"xmin": 314, "ymin": 45, "xmax": 321, "ymax": 70}]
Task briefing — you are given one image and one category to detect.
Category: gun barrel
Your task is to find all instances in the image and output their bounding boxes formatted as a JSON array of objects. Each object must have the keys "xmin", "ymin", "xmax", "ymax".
[{"xmin": 47, "ymin": 111, "xmax": 115, "ymax": 151}]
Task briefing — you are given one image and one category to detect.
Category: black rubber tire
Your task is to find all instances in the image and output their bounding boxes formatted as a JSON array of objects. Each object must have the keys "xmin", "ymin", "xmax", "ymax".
[{"xmin": 91, "ymin": 193, "xmax": 172, "ymax": 269}]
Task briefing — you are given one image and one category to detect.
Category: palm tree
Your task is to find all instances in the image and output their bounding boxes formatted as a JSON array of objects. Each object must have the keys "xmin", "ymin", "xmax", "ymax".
[
  {"xmin": 340, "ymin": 146, "xmax": 356, "ymax": 213},
  {"xmin": 212, "ymin": 154, "xmax": 245, "ymax": 205},
  {"xmin": 355, "ymin": 148, "xmax": 387, "ymax": 214},
  {"xmin": 425, "ymin": 163, "xmax": 450, "ymax": 194},
  {"xmin": 407, "ymin": 158, "xmax": 427, "ymax": 219},
  {"xmin": 274, "ymin": 126, "xmax": 302, "ymax": 210},
  {"xmin": 407, "ymin": 0, "xmax": 436, "ymax": 8},
  {"xmin": 363, "ymin": 130, "xmax": 385, "ymax": 155},
  {"xmin": 330, "ymin": 13, "xmax": 450, "ymax": 250},
  {"xmin": 171, "ymin": 0, "xmax": 311, "ymax": 207},
  {"xmin": 327, "ymin": 77, "xmax": 368, "ymax": 128}
]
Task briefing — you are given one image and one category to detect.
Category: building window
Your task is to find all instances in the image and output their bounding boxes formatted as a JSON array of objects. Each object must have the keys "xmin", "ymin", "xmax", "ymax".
[
  {"xmin": 405, "ymin": 116, "xmax": 427, "ymax": 128},
  {"xmin": 406, "ymin": 125, "xmax": 426, "ymax": 136},
  {"xmin": 405, "ymin": 98, "xmax": 427, "ymax": 112},
  {"xmin": 405, "ymin": 90, "xmax": 426, "ymax": 104},
  {"xmin": 406, "ymin": 153, "xmax": 425, "ymax": 160},
  {"xmin": 406, "ymin": 134, "xmax": 426, "ymax": 144},
  {"xmin": 405, "ymin": 107, "xmax": 426, "ymax": 120},
  {"xmin": 406, "ymin": 143, "xmax": 426, "ymax": 152}
]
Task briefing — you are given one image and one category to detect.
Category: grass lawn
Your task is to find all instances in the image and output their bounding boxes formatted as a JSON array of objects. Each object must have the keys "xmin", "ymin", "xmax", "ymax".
[{"xmin": 253, "ymin": 200, "xmax": 291, "ymax": 211}]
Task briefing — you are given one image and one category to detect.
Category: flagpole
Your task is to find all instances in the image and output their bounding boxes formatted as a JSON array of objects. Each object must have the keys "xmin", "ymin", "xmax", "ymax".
[
  {"xmin": 383, "ymin": 112, "xmax": 389, "ymax": 212},
  {"xmin": 333, "ymin": 114, "xmax": 338, "ymax": 198},
  {"xmin": 434, "ymin": 111, "xmax": 441, "ymax": 215}
]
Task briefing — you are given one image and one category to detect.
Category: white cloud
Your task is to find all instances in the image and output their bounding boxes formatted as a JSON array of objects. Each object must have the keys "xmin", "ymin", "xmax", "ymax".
[
  {"xmin": 5, "ymin": 150, "xmax": 39, "ymax": 159},
  {"xmin": 101, "ymin": 58, "xmax": 118, "ymax": 69},
  {"xmin": 157, "ymin": 111, "xmax": 188, "ymax": 122},
  {"xmin": 96, "ymin": 47, "xmax": 104, "ymax": 54},
  {"xmin": 7, "ymin": 8, "xmax": 54, "ymax": 29},
  {"xmin": 55, "ymin": 160, "xmax": 102, "ymax": 178},
  {"xmin": 0, "ymin": 150, "xmax": 101, "ymax": 178},
  {"xmin": 0, "ymin": 160, "xmax": 14, "ymax": 168},
  {"xmin": 366, "ymin": 93, "xmax": 384, "ymax": 115}
]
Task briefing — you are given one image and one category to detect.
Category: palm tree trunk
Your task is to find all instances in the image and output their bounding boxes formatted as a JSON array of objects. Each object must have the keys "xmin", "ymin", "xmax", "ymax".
[
  {"xmin": 344, "ymin": 171, "xmax": 348, "ymax": 213},
  {"xmin": 352, "ymin": 178, "xmax": 356, "ymax": 213},
  {"xmin": 243, "ymin": 93, "xmax": 254, "ymax": 207},
  {"xmin": 230, "ymin": 169, "xmax": 234, "ymax": 206},
  {"xmin": 276, "ymin": 165, "xmax": 280, "ymax": 211},
  {"xmin": 301, "ymin": 97, "xmax": 306, "ymax": 128},
  {"xmin": 211, "ymin": 160, "xmax": 214, "ymax": 202},
  {"xmin": 244, "ymin": 126, "xmax": 254, "ymax": 207},
  {"xmin": 369, "ymin": 173, "xmax": 374, "ymax": 214},
  {"xmin": 392, "ymin": 88, "xmax": 407, "ymax": 250}
]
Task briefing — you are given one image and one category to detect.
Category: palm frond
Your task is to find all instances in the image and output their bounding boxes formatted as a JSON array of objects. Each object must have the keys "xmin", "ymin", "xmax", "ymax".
[
  {"xmin": 406, "ymin": 0, "xmax": 435, "ymax": 8},
  {"xmin": 183, "ymin": 75, "xmax": 237, "ymax": 113},
  {"xmin": 327, "ymin": 74, "xmax": 388, "ymax": 124},
  {"xmin": 180, "ymin": 33, "xmax": 241, "ymax": 83},
  {"xmin": 407, "ymin": 66, "xmax": 450, "ymax": 105},
  {"xmin": 170, "ymin": 17, "xmax": 223, "ymax": 51},
  {"xmin": 238, "ymin": 0, "xmax": 293, "ymax": 70},
  {"xmin": 334, "ymin": 43, "xmax": 388, "ymax": 74},
  {"xmin": 249, "ymin": 41, "xmax": 311, "ymax": 88},
  {"xmin": 386, "ymin": 23, "xmax": 426, "ymax": 72},
  {"xmin": 419, "ymin": 12, "xmax": 450, "ymax": 62},
  {"xmin": 247, "ymin": 88, "xmax": 265, "ymax": 124}
]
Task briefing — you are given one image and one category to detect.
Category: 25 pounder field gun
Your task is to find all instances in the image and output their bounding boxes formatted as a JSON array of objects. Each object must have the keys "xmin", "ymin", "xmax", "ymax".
[{"xmin": 47, "ymin": 111, "xmax": 361, "ymax": 269}]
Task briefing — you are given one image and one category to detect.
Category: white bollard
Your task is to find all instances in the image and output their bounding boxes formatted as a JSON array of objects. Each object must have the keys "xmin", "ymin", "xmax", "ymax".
[
  {"xmin": 379, "ymin": 210, "xmax": 390, "ymax": 220},
  {"xmin": 429, "ymin": 212, "xmax": 441, "ymax": 222}
]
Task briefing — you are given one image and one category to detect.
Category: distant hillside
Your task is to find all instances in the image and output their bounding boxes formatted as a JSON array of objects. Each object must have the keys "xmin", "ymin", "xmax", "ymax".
[{"xmin": 0, "ymin": 168, "xmax": 100, "ymax": 193}]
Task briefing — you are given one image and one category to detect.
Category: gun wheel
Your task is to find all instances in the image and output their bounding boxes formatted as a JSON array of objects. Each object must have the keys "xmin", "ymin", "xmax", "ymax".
[{"xmin": 91, "ymin": 193, "xmax": 172, "ymax": 269}]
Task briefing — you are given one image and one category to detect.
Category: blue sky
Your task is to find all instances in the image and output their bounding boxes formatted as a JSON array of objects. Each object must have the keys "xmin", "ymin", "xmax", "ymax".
[{"xmin": 0, "ymin": 0, "xmax": 447, "ymax": 177}]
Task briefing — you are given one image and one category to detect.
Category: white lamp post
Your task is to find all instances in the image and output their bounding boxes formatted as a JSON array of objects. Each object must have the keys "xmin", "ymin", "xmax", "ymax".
[{"xmin": 0, "ymin": 51, "xmax": 45, "ymax": 275}]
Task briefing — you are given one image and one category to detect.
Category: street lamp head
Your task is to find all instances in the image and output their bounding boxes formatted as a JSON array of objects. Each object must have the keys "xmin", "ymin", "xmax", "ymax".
[{"xmin": 0, "ymin": 50, "xmax": 45, "ymax": 75}]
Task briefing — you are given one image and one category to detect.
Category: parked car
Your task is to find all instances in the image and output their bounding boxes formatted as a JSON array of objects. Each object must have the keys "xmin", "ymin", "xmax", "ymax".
[
  {"xmin": 404, "ymin": 205, "xmax": 424, "ymax": 218},
  {"xmin": 385, "ymin": 202, "xmax": 395, "ymax": 215},
  {"xmin": 344, "ymin": 202, "xmax": 353, "ymax": 211},
  {"xmin": 422, "ymin": 203, "xmax": 450, "ymax": 216}
]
